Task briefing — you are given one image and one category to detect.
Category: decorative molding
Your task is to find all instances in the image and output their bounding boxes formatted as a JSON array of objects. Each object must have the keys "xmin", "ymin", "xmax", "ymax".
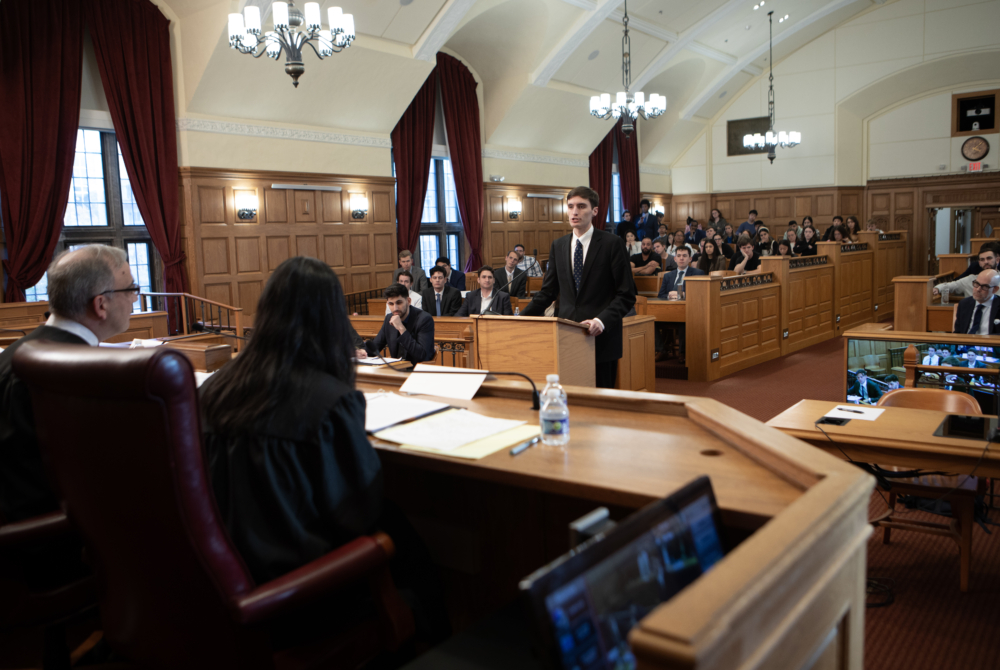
[
  {"xmin": 482, "ymin": 148, "xmax": 589, "ymax": 168},
  {"xmin": 789, "ymin": 256, "xmax": 828, "ymax": 269},
  {"xmin": 640, "ymin": 166, "xmax": 672, "ymax": 176},
  {"xmin": 926, "ymin": 189, "xmax": 1000, "ymax": 205},
  {"xmin": 720, "ymin": 273, "xmax": 774, "ymax": 291},
  {"xmin": 879, "ymin": 233, "xmax": 903, "ymax": 241},
  {"xmin": 841, "ymin": 243, "xmax": 869, "ymax": 252},
  {"xmin": 176, "ymin": 118, "xmax": 391, "ymax": 148}
]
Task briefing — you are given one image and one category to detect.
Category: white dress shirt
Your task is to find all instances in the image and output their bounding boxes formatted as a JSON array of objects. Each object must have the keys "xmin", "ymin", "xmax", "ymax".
[
  {"xmin": 386, "ymin": 290, "xmax": 423, "ymax": 315},
  {"xmin": 479, "ymin": 290, "xmax": 494, "ymax": 314},
  {"xmin": 568, "ymin": 225, "xmax": 603, "ymax": 332},
  {"xmin": 46, "ymin": 314, "xmax": 99, "ymax": 346},
  {"xmin": 969, "ymin": 295, "xmax": 995, "ymax": 335}
]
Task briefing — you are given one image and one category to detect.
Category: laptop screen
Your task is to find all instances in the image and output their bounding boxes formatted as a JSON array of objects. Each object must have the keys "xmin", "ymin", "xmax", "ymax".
[{"xmin": 521, "ymin": 477, "xmax": 726, "ymax": 670}]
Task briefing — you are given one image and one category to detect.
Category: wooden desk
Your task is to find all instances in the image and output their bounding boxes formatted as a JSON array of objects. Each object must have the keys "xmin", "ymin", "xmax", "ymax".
[
  {"xmin": 357, "ymin": 368, "xmax": 873, "ymax": 670},
  {"xmin": 766, "ymin": 399, "xmax": 1000, "ymax": 477},
  {"xmin": 643, "ymin": 299, "xmax": 686, "ymax": 322}
]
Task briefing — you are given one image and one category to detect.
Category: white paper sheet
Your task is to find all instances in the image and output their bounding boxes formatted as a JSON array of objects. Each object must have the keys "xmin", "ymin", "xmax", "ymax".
[
  {"xmin": 194, "ymin": 371, "xmax": 214, "ymax": 388},
  {"xmin": 363, "ymin": 392, "xmax": 450, "ymax": 433},
  {"xmin": 129, "ymin": 338, "xmax": 165, "ymax": 348},
  {"xmin": 399, "ymin": 364, "xmax": 487, "ymax": 400},
  {"xmin": 357, "ymin": 356, "xmax": 403, "ymax": 366},
  {"xmin": 374, "ymin": 409, "xmax": 525, "ymax": 451},
  {"xmin": 824, "ymin": 405, "xmax": 885, "ymax": 421}
]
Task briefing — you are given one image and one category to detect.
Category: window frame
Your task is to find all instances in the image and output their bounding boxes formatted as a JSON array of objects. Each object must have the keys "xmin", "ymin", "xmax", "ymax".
[{"xmin": 418, "ymin": 157, "xmax": 465, "ymax": 273}]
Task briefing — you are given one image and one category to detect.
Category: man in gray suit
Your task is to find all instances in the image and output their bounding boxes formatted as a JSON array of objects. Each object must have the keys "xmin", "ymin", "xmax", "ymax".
[{"xmin": 392, "ymin": 250, "xmax": 428, "ymax": 293}]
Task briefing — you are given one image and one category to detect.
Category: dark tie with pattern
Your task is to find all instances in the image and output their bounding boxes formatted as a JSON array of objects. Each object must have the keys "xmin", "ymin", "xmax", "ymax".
[
  {"xmin": 573, "ymin": 239, "xmax": 584, "ymax": 292},
  {"xmin": 435, "ymin": 292, "xmax": 441, "ymax": 316},
  {"xmin": 969, "ymin": 303, "xmax": 985, "ymax": 334}
]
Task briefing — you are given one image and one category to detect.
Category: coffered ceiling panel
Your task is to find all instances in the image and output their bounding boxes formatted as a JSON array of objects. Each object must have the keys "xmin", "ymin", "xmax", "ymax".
[
  {"xmin": 628, "ymin": 0, "xmax": 732, "ymax": 34},
  {"xmin": 554, "ymin": 18, "xmax": 667, "ymax": 91}
]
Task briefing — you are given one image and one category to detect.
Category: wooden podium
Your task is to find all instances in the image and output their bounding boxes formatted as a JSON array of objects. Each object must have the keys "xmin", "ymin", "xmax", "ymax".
[{"xmin": 469, "ymin": 315, "xmax": 595, "ymax": 387}]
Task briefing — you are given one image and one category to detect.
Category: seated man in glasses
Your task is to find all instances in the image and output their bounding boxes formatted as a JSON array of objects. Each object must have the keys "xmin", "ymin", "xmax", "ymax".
[{"xmin": 0, "ymin": 244, "xmax": 138, "ymax": 586}]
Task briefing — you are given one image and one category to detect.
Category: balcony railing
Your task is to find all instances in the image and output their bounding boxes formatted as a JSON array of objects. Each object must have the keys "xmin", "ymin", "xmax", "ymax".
[{"xmin": 139, "ymin": 293, "xmax": 244, "ymax": 352}]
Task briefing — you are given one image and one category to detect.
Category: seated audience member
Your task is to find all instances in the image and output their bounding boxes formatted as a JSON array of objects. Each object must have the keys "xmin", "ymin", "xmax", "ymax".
[
  {"xmin": 821, "ymin": 215, "xmax": 844, "ymax": 241},
  {"xmin": 963, "ymin": 350, "xmax": 987, "ymax": 369},
  {"xmin": 513, "ymin": 244, "xmax": 543, "ymax": 277},
  {"xmin": 703, "ymin": 226, "xmax": 717, "ymax": 245},
  {"xmin": 784, "ymin": 220, "xmax": 802, "ymax": 240},
  {"xmin": 954, "ymin": 269, "xmax": 1000, "ymax": 335},
  {"xmin": 831, "ymin": 225, "xmax": 851, "ymax": 243},
  {"xmin": 631, "ymin": 237, "xmax": 663, "ymax": 276},
  {"xmin": 934, "ymin": 247, "xmax": 998, "ymax": 298},
  {"xmin": 714, "ymin": 233, "xmax": 733, "ymax": 259},
  {"xmin": 799, "ymin": 226, "xmax": 819, "ymax": 256},
  {"xmin": 658, "ymin": 246, "xmax": 704, "ymax": 299},
  {"xmin": 708, "ymin": 208, "xmax": 727, "ymax": 230},
  {"xmin": 362, "ymin": 284, "xmax": 435, "ymax": 363},
  {"xmin": 922, "ymin": 347, "xmax": 941, "ymax": 365},
  {"xmin": 866, "ymin": 218, "xmax": 884, "ymax": 234},
  {"xmin": 624, "ymin": 230, "xmax": 642, "ymax": 256},
  {"xmin": 666, "ymin": 230, "xmax": 694, "ymax": 258},
  {"xmin": 684, "ymin": 217, "xmax": 705, "ymax": 246},
  {"xmin": 393, "ymin": 249, "xmax": 428, "ymax": 292},
  {"xmin": 775, "ymin": 239, "xmax": 795, "ymax": 257},
  {"xmin": 652, "ymin": 240, "xmax": 678, "ymax": 273},
  {"xmin": 199, "ymin": 257, "xmax": 449, "ymax": 640},
  {"xmin": 785, "ymin": 228, "xmax": 802, "ymax": 255},
  {"xmin": 616, "ymin": 210, "xmax": 636, "ymax": 241},
  {"xmin": 652, "ymin": 223, "xmax": 671, "ymax": 249},
  {"xmin": 497, "ymin": 251, "xmax": 528, "ymax": 298},
  {"xmin": 729, "ymin": 234, "xmax": 761, "ymax": 274},
  {"xmin": 385, "ymin": 270, "xmax": 422, "ymax": 314},
  {"xmin": 421, "ymin": 266, "xmax": 461, "ymax": 316},
  {"xmin": 883, "ymin": 374, "xmax": 900, "ymax": 391},
  {"xmin": 736, "ymin": 210, "xmax": 757, "ymax": 237},
  {"xmin": 755, "ymin": 227, "xmax": 777, "ymax": 257},
  {"xmin": 697, "ymin": 239, "xmax": 728, "ymax": 273},
  {"xmin": 848, "ymin": 369, "xmax": 882, "ymax": 405},
  {"xmin": 456, "ymin": 266, "xmax": 512, "ymax": 316},
  {"xmin": 0, "ymin": 244, "xmax": 136, "ymax": 588},
  {"xmin": 722, "ymin": 224, "xmax": 736, "ymax": 244},
  {"xmin": 845, "ymin": 216, "xmax": 862, "ymax": 239},
  {"xmin": 957, "ymin": 242, "xmax": 1000, "ymax": 280},
  {"xmin": 435, "ymin": 256, "xmax": 465, "ymax": 289}
]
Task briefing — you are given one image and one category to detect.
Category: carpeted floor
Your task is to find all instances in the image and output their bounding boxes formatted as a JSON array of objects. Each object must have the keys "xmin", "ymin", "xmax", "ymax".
[{"xmin": 660, "ymin": 337, "xmax": 1000, "ymax": 669}]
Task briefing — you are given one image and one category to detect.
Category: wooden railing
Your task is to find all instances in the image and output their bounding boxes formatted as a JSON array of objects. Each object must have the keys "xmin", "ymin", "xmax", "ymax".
[
  {"xmin": 139, "ymin": 293, "xmax": 244, "ymax": 352},
  {"xmin": 345, "ymin": 286, "xmax": 389, "ymax": 316}
]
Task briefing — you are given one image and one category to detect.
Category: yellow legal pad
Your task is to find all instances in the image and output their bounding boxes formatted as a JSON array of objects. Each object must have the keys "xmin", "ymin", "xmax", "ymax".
[{"xmin": 376, "ymin": 410, "xmax": 541, "ymax": 460}]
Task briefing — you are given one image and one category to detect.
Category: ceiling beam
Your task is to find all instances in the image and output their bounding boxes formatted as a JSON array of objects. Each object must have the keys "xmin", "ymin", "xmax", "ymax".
[
  {"xmin": 413, "ymin": 0, "xmax": 478, "ymax": 62},
  {"xmin": 530, "ymin": 0, "xmax": 623, "ymax": 87},
  {"xmin": 679, "ymin": 0, "xmax": 862, "ymax": 120}
]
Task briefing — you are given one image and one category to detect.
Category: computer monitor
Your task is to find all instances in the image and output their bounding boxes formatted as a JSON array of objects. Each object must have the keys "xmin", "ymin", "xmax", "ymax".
[{"xmin": 520, "ymin": 476, "xmax": 726, "ymax": 670}]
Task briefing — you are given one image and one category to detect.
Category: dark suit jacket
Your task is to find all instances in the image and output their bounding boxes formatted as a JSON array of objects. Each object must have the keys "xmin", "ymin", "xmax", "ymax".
[
  {"xmin": 446, "ymin": 269, "xmax": 466, "ymax": 290},
  {"xmin": 421, "ymin": 286, "xmax": 462, "ymax": 317},
  {"xmin": 365, "ymin": 307, "xmax": 435, "ymax": 363},
  {"xmin": 955, "ymin": 296, "xmax": 1000, "ymax": 335},
  {"xmin": 393, "ymin": 266, "xmax": 428, "ymax": 293},
  {"xmin": 521, "ymin": 228, "xmax": 636, "ymax": 363},
  {"xmin": 456, "ymin": 289, "xmax": 512, "ymax": 317},
  {"xmin": 494, "ymin": 268, "xmax": 527, "ymax": 299},
  {"xmin": 847, "ymin": 378, "xmax": 883, "ymax": 404},
  {"xmin": 0, "ymin": 326, "xmax": 87, "ymax": 522},
  {"xmin": 657, "ymin": 267, "xmax": 706, "ymax": 299}
]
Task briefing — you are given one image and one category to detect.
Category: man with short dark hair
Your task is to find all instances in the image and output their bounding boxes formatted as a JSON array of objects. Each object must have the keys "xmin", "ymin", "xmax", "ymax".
[
  {"xmin": 934, "ymin": 248, "xmax": 998, "ymax": 298},
  {"xmin": 385, "ymin": 271, "xmax": 423, "ymax": 314},
  {"xmin": 435, "ymin": 256, "xmax": 465, "ymax": 290},
  {"xmin": 363, "ymin": 284, "xmax": 435, "ymax": 363},
  {"xmin": 456, "ymin": 266, "xmax": 512, "ymax": 316},
  {"xmin": 421, "ymin": 266, "xmax": 462, "ymax": 317},
  {"xmin": 736, "ymin": 209, "xmax": 757, "ymax": 237},
  {"xmin": 497, "ymin": 251, "xmax": 527, "ymax": 298},
  {"xmin": 729, "ymin": 234, "xmax": 761, "ymax": 274},
  {"xmin": 634, "ymin": 199, "xmax": 654, "ymax": 240},
  {"xmin": 657, "ymin": 246, "xmax": 704, "ymax": 299},
  {"xmin": 513, "ymin": 244, "xmax": 542, "ymax": 277},
  {"xmin": 393, "ymin": 250, "xmax": 428, "ymax": 292},
  {"xmin": 848, "ymin": 369, "xmax": 882, "ymax": 405},
  {"xmin": 630, "ymin": 237, "xmax": 663, "ymax": 276},
  {"xmin": 823, "ymin": 216, "xmax": 844, "ymax": 241},
  {"xmin": 957, "ymin": 242, "xmax": 1000, "ymax": 280},
  {"xmin": 652, "ymin": 240, "xmax": 677, "ymax": 273}
]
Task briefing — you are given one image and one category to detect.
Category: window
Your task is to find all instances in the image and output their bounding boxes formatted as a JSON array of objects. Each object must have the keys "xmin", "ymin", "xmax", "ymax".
[
  {"xmin": 417, "ymin": 157, "xmax": 464, "ymax": 272},
  {"xmin": 606, "ymin": 172, "xmax": 623, "ymax": 225},
  {"xmin": 25, "ymin": 129, "xmax": 162, "ymax": 313}
]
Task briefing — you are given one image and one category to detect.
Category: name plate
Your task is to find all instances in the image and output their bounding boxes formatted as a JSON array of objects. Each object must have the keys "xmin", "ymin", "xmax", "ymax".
[
  {"xmin": 879, "ymin": 233, "xmax": 902, "ymax": 241},
  {"xmin": 840, "ymin": 243, "xmax": 869, "ymax": 252},
  {"xmin": 720, "ymin": 273, "xmax": 774, "ymax": 292},
  {"xmin": 789, "ymin": 256, "xmax": 828, "ymax": 269}
]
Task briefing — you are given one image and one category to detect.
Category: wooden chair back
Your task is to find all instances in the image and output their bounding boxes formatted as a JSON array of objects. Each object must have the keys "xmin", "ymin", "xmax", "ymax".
[{"xmin": 877, "ymin": 388, "xmax": 982, "ymax": 414}]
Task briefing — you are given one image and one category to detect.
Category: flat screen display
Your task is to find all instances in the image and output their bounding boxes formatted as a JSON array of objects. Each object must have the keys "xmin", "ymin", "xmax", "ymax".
[{"xmin": 846, "ymin": 339, "xmax": 998, "ymax": 413}]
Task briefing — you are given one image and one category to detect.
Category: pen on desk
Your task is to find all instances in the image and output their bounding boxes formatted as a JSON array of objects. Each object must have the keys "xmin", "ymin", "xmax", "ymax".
[
  {"xmin": 837, "ymin": 407, "xmax": 864, "ymax": 414},
  {"xmin": 510, "ymin": 436, "xmax": 541, "ymax": 456}
]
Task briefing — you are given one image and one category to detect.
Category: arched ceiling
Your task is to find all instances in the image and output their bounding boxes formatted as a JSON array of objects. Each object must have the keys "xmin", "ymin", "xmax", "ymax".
[{"xmin": 163, "ymin": 0, "xmax": 887, "ymax": 166}]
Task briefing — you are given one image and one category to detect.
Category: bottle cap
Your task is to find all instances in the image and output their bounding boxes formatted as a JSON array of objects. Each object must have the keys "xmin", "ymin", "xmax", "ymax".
[{"xmin": 546, "ymin": 374, "xmax": 559, "ymax": 383}]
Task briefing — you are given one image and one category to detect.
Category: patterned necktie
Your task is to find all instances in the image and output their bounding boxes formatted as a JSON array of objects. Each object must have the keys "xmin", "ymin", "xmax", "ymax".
[
  {"xmin": 435, "ymin": 292, "xmax": 441, "ymax": 316},
  {"xmin": 573, "ymin": 239, "xmax": 584, "ymax": 291},
  {"xmin": 970, "ymin": 303, "xmax": 985, "ymax": 334},
  {"xmin": 677, "ymin": 269, "xmax": 686, "ymax": 287}
]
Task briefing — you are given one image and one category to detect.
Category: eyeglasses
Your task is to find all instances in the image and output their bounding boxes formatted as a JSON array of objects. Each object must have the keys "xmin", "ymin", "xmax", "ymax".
[
  {"xmin": 972, "ymin": 281, "xmax": 993, "ymax": 290},
  {"xmin": 94, "ymin": 283, "xmax": 140, "ymax": 299}
]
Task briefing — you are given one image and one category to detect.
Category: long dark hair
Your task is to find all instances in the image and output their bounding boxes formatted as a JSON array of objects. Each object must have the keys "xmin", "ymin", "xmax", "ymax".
[{"xmin": 201, "ymin": 257, "xmax": 356, "ymax": 433}]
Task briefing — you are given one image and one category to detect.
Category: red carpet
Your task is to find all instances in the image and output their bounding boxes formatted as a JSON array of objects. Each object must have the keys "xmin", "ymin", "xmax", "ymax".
[{"xmin": 661, "ymin": 337, "xmax": 1000, "ymax": 669}]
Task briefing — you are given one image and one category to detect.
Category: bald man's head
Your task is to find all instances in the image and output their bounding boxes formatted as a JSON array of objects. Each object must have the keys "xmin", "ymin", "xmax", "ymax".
[{"xmin": 973, "ymin": 269, "xmax": 1000, "ymax": 304}]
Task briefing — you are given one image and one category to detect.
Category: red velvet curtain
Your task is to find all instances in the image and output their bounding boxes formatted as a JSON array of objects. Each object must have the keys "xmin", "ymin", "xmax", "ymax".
[
  {"xmin": 391, "ymin": 71, "xmax": 437, "ymax": 257},
  {"xmin": 436, "ymin": 53, "xmax": 484, "ymax": 272},
  {"xmin": 84, "ymin": 0, "xmax": 188, "ymax": 303},
  {"xmin": 0, "ymin": 0, "xmax": 83, "ymax": 302},
  {"xmin": 588, "ymin": 127, "xmax": 615, "ymax": 231},
  {"xmin": 615, "ymin": 118, "xmax": 640, "ymax": 220}
]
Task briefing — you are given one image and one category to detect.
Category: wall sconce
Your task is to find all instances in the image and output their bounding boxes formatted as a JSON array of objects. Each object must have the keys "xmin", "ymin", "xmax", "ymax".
[
  {"xmin": 235, "ymin": 191, "xmax": 258, "ymax": 220},
  {"xmin": 508, "ymin": 198, "xmax": 522, "ymax": 220},
  {"xmin": 350, "ymin": 193, "xmax": 368, "ymax": 219}
]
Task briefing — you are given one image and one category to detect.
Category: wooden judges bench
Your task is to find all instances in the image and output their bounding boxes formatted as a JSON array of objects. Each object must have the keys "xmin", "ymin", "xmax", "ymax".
[{"xmin": 357, "ymin": 366, "xmax": 875, "ymax": 670}]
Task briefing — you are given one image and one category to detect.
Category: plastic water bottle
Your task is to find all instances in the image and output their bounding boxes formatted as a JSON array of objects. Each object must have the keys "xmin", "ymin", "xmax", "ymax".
[
  {"xmin": 940, "ymin": 286, "xmax": 949, "ymax": 305},
  {"xmin": 540, "ymin": 374, "xmax": 569, "ymax": 446},
  {"xmin": 514, "ymin": 306, "xmax": 520, "ymax": 316}
]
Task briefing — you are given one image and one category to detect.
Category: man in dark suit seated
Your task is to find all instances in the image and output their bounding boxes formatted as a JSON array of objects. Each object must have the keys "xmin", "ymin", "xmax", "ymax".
[
  {"xmin": 392, "ymin": 249, "xmax": 428, "ymax": 293},
  {"xmin": 496, "ymin": 251, "xmax": 528, "ymax": 299},
  {"xmin": 520, "ymin": 186, "xmax": 635, "ymax": 388},
  {"xmin": 436, "ymin": 256, "xmax": 466, "ymax": 290},
  {"xmin": 954, "ymin": 269, "xmax": 1000, "ymax": 335},
  {"xmin": 360, "ymin": 284, "xmax": 435, "ymax": 363},
  {"xmin": 657, "ymin": 247, "xmax": 704, "ymax": 299},
  {"xmin": 456, "ymin": 266, "xmax": 513, "ymax": 316},
  {"xmin": 847, "ymin": 370, "xmax": 882, "ymax": 405},
  {"xmin": 0, "ymin": 244, "xmax": 138, "ymax": 588},
  {"xmin": 421, "ymin": 266, "xmax": 462, "ymax": 317}
]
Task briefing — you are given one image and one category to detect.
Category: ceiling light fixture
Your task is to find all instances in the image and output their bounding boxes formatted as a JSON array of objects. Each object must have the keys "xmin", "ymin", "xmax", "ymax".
[
  {"xmin": 589, "ymin": 0, "xmax": 665, "ymax": 138},
  {"xmin": 228, "ymin": 1, "xmax": 355, "ymax": 88},
  {"xmin": 743, "ymin": 11, "xmax": 800, "ymax": 163}
]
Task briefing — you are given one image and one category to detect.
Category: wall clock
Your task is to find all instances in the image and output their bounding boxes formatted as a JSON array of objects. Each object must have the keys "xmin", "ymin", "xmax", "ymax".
[{"xmin": 962, "ymin": 136, "xmax": 989, "ymax": 161}]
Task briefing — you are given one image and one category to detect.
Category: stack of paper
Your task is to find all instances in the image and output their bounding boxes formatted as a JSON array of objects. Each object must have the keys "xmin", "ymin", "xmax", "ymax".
[
  {"xmin": 357, "ymin": 357, "xmax": 403, "ymax": 366},
  {"xmin": 399, "ymin": 364, "xmax": 487, "ymax": 400},
  {"xmin": 374, "ymin": 409, "xmax": 524, "ymax": 451},
  {"xmin": 363, "ymin": 392, "xmax": 450, "ymax": 432}
]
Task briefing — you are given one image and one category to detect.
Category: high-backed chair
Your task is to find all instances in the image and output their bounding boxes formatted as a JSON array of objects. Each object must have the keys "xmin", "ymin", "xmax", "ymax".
[
  {"xmin": 875, "ymin": 388, "xmax": 985, "ymax": 591},
  {"xmin": 13, "ymin": 343, "xmax": 413, "ymax": 669}
]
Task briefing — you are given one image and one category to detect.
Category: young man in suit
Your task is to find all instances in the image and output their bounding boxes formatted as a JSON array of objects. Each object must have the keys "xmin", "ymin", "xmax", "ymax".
[
  {"xmin": 421, "ymin": 266, "xmax": 462, "ymax": 317},
  {"xmin": 393, "ymin": 250, "xmax": 428, "ymax": 293},
  {"xmin": 848, "ymin": 370, "xmax": 883, "ymax": 405},
  {"xmin": 634, "ymin": 199, "xmax": 654, "ymax": 240},
  {"xmin": 496, "ymin": 251, "xmax": 528, "ymax": 298},
  {"xmin": 435, "ymin": 256, "xmax": 466, "ymax": 290},
  {"xmin": 954, "ymin": 269, "xmax": 1000, "ymax": 335},
  {"xmin": 456, "ymin": 266, "xmax": 513, "ymax": 316},
  {"xmin": 362, "ymin": 284, "xmax": 435, "ymax": 364},
  {"xmin": 520, "ymin": 185, "xmax": 636, "ymax": 389},
  {"xmin": 657, "ymin": 247, "xmax": 705, "ymax": 299}
]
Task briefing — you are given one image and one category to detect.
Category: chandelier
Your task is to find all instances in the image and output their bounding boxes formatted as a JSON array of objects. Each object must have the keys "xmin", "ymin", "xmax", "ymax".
[
  {"xmin": 589, "ymin": 0, "xmax": 665, "ymax": 137},
  {"xmin": 228, "ymin": 2, "xmax": 355, "ymax": 88},
  {"xmin": 743, "ymin": 11, "xmax": 800, "ymax": 162}
]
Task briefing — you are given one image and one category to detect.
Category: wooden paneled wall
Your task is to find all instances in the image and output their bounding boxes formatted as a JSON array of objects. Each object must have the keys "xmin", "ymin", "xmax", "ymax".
[
  {"xmin": 761, "ymin": 256, "xmax": 836, "ymax": 354},
  {"xmin": 640, "ymin": 192, "xmax": 673, "ymax": 224},
  {"xmin": 178, "ymin": 168, "xmax": 397, "ymax": 322},
  {"xmin": 482, "ymin": 183, "xmax": 572, "ymax": 269}
]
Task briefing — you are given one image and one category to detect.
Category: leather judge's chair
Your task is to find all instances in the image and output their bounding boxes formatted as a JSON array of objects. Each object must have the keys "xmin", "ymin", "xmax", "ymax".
[
  {"xmin": 875, "ymin": 388, "xmax": 985, "ymax": 591},
  {"xmin": 13, "ymin": 343, "xmax": 414, "ymax": 669}
]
